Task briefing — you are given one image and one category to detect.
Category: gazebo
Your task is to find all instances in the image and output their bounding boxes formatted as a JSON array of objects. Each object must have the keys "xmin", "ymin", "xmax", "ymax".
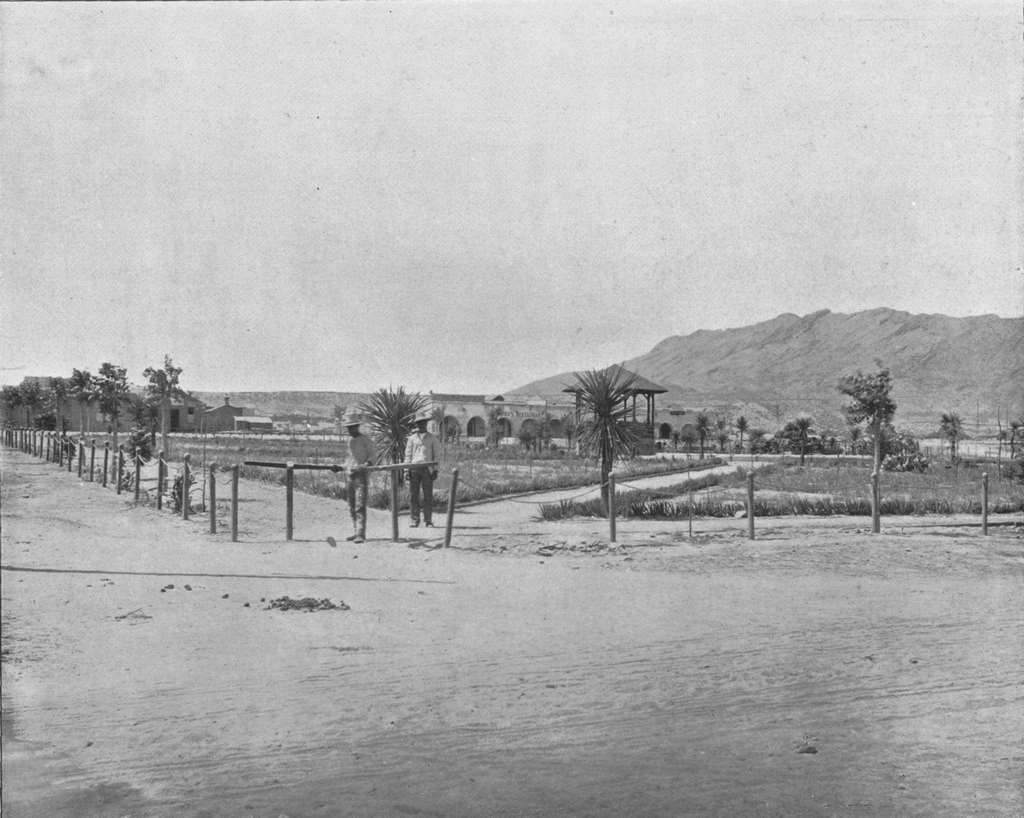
[{"xmin": 563, "ymin": 367, "xmax": 669, "ymax": 455}]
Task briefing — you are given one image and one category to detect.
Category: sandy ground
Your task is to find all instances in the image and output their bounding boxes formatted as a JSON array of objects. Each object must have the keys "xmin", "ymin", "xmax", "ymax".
[{"xmin": 2, "ymin": 446, "xmax": 1023, "ymax": 817}]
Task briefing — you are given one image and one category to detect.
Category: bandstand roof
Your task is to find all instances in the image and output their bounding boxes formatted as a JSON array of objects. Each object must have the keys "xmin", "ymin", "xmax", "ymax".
[{"xmin": 561, "ymin": 367, "xmax": 668, "ymax": 396}]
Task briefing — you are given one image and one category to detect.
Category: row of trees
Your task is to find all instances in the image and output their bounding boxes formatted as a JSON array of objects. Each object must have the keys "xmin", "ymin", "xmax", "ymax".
[{"xmin": 2, "ymin": 356, "xmax": 185, "ymax": 455}]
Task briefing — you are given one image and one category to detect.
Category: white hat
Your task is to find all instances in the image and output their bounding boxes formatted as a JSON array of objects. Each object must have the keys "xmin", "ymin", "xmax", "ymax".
[
  {"xmin": 414, "ymin": 409, "xmax": 433, "ymax": 423},
  {"xmin": 342, "ymin": 409, "xmax": 363, "ymax": 427}
]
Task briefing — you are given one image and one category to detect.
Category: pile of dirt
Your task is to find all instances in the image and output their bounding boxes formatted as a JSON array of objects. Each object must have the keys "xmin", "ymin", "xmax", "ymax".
[{"xmin": 264, "ymin": 596, "xmax": 351, "ymax": 612}]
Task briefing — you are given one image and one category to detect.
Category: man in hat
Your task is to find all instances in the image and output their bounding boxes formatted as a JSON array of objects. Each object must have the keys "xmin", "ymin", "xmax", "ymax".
[
  {"xmin": 404, "ymin": 409, "xmax": 440, "ymax": 528},
  {"xmin": 338, "ymin": 409, "xmax": 376, "ymax": 543}
]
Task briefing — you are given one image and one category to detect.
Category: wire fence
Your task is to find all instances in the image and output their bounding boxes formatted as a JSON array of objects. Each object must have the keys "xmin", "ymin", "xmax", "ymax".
[{"xmin": 5, "ymin": 426, "xmax": 1015, "ymax": 548}]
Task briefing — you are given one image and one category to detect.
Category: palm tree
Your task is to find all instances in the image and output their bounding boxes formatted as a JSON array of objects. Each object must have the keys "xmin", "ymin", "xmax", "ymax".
[
  {"xmin": 715, "ymin": 418, "xmax": 729, "ymax": 453},
  {"xmin": 939, "ymin": 412, "xmax": 963, "ymax": 463},
  {"xmin": 695, "ymin": 413, "xmax": 711, "ymax": 459},
  {"xmin": 359, "ymin": 386, "xmax": 428, "ymax": 467},
  {"xmin": 571, "ymin": 365, "xmax": 639, "ymax": 514},
  {"xmin": 144, "ymin": 355, "xmax": 183, "ymax": 456},
  {"xmin": 69, "ymin": 369, "xmax": 95, "ymax": 435},
  {"xmin": 788, "ymin": 414, "xmax": 813, "ymax": 465},
  {"xmin": 95, "ymin": 362, "xmax": 130, "ymax": 450},
  {"xmin": 735, "ymin": 415, "xmax": 748, "ymax": 453}
]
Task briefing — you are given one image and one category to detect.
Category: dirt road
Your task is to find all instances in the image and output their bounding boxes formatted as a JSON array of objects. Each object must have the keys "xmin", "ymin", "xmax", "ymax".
[{"xmin": 2, "ymin": 448, "xmax": 1022, "ymax": 816}]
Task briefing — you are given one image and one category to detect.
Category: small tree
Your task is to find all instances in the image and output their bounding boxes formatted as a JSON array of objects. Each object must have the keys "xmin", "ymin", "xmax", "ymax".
[
  {"xmin": 848, "ymin": 425, "xmax": 862, "ymax": 455},
  {"xmin": 571, "ymin": 365, "xmax": 639, "ymax": 514},
  {"xmin": 716, "ymin": 430, "xmax": 730, "ymax": 455},
  {"xmin": 839, "ymin": 367, "xmax": 896, "ymax": 473},
  {"xmin": 680, "ymin": 425, "xmax": 698, "ymax": 455},
  {"xmin": 69, "ymin": 369, "xmax": 95, "ymax": 435},
  {"xmin": 838, "ymin": 367, "xmax": 897, "ymax": 533},
  {"xmin": 18, "ymin": 381, "xmax": 44, "ymax": 428},
  {"xmin": 49, "ymin": 377, "xmax": 69, "ymax": 433},
  {"xmin": 95, "ymin": 362, "xmax": 130, "ymax": 450},
  {"xmin": 144, "ymin": 355, "xmax": 183, "ymax": 456},
  {"xmin": 748, "ymin": 428, "xmax": 768, "ymax": 453},
  {"xmin": 486, "ymin": 404, "xmax": 506, "ymax": 447},
  {"xmin": 2, "ymin": 385, "xmax": 23, "ymax": 425}
]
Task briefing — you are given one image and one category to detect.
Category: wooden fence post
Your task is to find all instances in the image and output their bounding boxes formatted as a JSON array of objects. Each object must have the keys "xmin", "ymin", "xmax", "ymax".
[
  {"xmin": 231, "ymin": 465, "xmax": 239, "ymax": 542},
  {"xmin": 982, "ymin": 472, "xmax": 989, "ymax": 536},
  {"xmin": 871, "ymin": 471, "xmax": 880, "ymax": 534},
  {"xmin": 156, "ymin": 451, "xmax": 164, "ymax": 511},
  {"xmin": 391, "ymin": 470, "xmax": 400, "ymax": 542},
  {"xmin": 285, "ymin": 462, "xmax": 294, "ymax": 541},
  {"xmin": 608, "ymin": 471, "xmax": 617, "ymax": 544},
  {"xmin": 747, "ymin": 472, "xmax": 756, "ymax": 540},
  {"xmin": 58, "ymin": 434, "xmax": 64, "ymax": 467},
  {"xmin": 182, "ymin": 454, "xmax": 191, "ymax": 519},
  {"xmin": 102, "ymin": 443, "xmax": 109, "ymax": 487},
  {"xmin": 78, "ymin": 440, "xmax": 85, "ymax": 478},
  {"xmin": 444, "ymin": 468, "xmax": 459, "ymax": 548},
  {"xmin": 209, "ymin": 463, "xmax": 217, "ymax": 534},
  {"xmin": 116, "ymin": 446, "xmax": 124, "ymax": 494},
  {"xmin": 134, "ymin": 452, "xmax": 142, "ymax": 502},
  {"xmin": 89, "ymin": 440, "xmax": 96, "ymax": 482}
]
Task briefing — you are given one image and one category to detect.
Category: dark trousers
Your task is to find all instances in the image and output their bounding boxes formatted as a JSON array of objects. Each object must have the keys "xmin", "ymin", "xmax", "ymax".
[
  {"xmin": 408, "ymin": 466, "xmax": 434, "ymax": 524},
  {"xmin": 348, "ymin": 471, "xmax": 367, "ymax": 537}
]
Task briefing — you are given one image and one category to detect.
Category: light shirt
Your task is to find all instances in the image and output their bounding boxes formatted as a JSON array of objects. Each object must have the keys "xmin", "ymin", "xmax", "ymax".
[
  {"xmin": 345, "ymin": 433, "xmax": 376, "ymax": 471},
  {"xmin": 405, "ymin": 429, "xmax": 439, "ymax": 465}
]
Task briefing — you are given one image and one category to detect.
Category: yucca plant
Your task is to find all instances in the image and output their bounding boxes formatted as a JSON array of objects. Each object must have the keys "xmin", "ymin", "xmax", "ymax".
[
  {"xmin": 359, "ymin": 386, "xmax": 429, "ymax": 467},
  {"xmin": 571, "ymin": 365, "xmax": 639, "ymax": 515}
]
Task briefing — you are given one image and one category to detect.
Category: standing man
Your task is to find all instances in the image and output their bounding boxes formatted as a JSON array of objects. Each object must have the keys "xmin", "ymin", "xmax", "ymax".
[
  {"xmin": 338, "ymin": 409, "xmax": 376, "ymax": 543},
  {"xmin": 405, "ymin": 409, "xmax": 440, "ymax": 528}
]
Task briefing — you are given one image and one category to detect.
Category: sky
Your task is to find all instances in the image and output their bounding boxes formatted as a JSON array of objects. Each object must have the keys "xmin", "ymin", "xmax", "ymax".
[{"xmin": 2, "ymin": 1, "xmax": 1021, "ymax": 395}]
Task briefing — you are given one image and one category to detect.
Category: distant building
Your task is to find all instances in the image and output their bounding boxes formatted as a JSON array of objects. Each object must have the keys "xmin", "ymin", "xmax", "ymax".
[
  {"xmin": 234, "ymin": 416, "xmax": 275, "ymax": 432},
  {"xmin": 201, "ymin": 397, "xmax": 246, "ymax": 433},
  {"xmin": 428, "ymin": 392, "xmax": 575, "ymax": 445}
]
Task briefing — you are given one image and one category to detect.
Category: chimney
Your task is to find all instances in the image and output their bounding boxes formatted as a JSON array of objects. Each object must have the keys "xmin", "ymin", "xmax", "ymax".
[{"xmin": 223, "ymin": 396, "xmax": 231, "ymax": 406}]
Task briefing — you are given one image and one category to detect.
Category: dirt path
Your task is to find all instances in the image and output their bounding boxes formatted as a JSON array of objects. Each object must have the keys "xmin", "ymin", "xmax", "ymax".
[{"xmin": 3, "ymin": 447, "xmax": 1023, "ymax": 817}]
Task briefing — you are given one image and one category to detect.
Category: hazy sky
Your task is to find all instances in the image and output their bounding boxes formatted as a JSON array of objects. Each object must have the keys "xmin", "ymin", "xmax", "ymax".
[{"xmin": 2, "ymin": 1, "xmax": 1021, "ymax": 394}]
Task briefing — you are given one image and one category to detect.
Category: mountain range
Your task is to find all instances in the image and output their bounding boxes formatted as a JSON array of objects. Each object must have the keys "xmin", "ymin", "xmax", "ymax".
[
  {"xmin": 513, "ymin": 308, "xmax": 1024, "ymax": 434},
  {"xmin": 194, "ymin": 309, "xmax": 1022, "ymax": 436}
]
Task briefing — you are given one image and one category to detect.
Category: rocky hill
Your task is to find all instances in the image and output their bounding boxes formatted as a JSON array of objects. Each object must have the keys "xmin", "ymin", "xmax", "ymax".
[{"xmin": 512, "ymin": 308, "xmax": 1024, "ymax": 434}]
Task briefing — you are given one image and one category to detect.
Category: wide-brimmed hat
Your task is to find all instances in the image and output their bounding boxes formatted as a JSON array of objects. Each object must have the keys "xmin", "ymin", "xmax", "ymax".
[
  {"xmin": 414, "ymin": 409, "xmax": 433, "ymax": 423},
  {"xmin": 342, "ymin": 409, "xmax": 363, "ymax": 427}
]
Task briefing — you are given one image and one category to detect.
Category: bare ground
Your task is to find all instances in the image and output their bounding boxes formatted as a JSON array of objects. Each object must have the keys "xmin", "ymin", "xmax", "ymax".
[{"xmin": 2, "ymin": 447, "xmax": 1023, "ymax": 817}]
